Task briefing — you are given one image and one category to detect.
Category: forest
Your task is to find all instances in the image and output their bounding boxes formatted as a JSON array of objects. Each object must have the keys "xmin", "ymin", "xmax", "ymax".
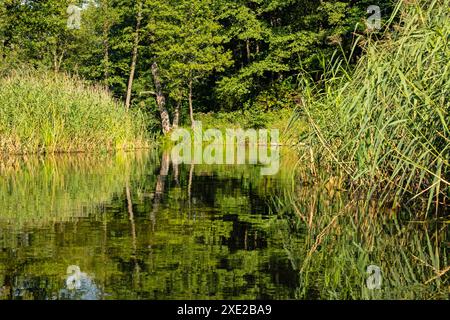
[{"xmin": 1, "ymin": 0, "xmax": 393, "ymax": 132}]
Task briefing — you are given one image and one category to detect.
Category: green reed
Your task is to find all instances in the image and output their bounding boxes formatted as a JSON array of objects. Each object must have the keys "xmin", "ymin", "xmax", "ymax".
[
  {"xmin": 292, "ymin": 0, "xmax": 449, "ymax": 216},
  {"xmin": 0, "ymin": 68, "xmax": 149, "ymax": 155}
]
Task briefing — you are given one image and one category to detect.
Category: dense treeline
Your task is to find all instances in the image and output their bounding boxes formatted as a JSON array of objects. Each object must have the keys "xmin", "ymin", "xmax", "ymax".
[{"xmin": 0, "ymin": 0, "xmax": 394, "ymax": 131}]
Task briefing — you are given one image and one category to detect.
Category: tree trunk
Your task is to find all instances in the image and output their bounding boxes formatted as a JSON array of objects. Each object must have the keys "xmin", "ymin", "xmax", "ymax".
[
  {"xmin": 52, "ymin": 47, "xmax": 65, "ymax": 73},
  {"xmin": 188, "ymin": 163, "xmax": 194, "ymax": 217},
  {"xmin": 149, "ymin": 151, "xmax": 170, "ymax": 230},
  {"xmin": 125, "ymin": 1, "xmax": 143, "ymax": 111},
  {"xmin": 102, "ymin": 0, "xmax": 110, "ymax": 83},
  {"xmin": 172, "ymin": 161, "xmax": 179, "ymax": 185},
  {"xmin": 173, "ymin": 100, "xmax": 181, "ymax": 129},
  {"xmin": 151, "ymin": 62, "xmax": 171, "ymax": 134},
  {"xmin": 188, "ymin": 79, "xmax": 195, "ymax": 128},
  {"xmin": 103, "ymin": 32, "xmax": 110, "ymax": 82},
  {"xmin": 155, "ymin": 152, "xmax": 170, "ymax": 198},
  {"xmin": 53, "ymin": 48, "xmax": 59, "ymax": 73},
  {"xmin": 246, "ymin": 39, "xmax": 251, "ymax": 62}
]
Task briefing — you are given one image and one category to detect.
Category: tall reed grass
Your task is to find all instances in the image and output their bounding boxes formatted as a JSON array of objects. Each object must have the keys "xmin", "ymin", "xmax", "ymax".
[
  {"xmin": 0, "ymin": 69, "xmax": 149, "ymax": 155},
  {"xmin": 293, "ymin": 0, "xmax": 449, "ymax": 216}
]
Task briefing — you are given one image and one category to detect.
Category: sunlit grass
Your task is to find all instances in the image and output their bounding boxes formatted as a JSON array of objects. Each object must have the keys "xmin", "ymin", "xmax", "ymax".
[{"xmin": 0, "ymin": 68, "xmax": 149, "ymax": 155}]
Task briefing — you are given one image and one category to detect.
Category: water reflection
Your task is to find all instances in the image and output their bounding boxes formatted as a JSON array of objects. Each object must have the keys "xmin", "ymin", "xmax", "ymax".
[
  {"xmin": 0, "ymin": 150, "xmax": 447, "ymax": 300},
  {"xmin": 0, "ymin": 151, "xmax": 297, "ymax": 300}
]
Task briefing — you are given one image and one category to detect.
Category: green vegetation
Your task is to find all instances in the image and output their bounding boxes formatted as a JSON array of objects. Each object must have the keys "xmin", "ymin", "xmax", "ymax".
[
  {"xmin": 0, "ymin": 150, "xmax": 294, "ymax": 299},
  {"xmin": 0, "ymin": 150, "xmax": 446, "ymax": 300},
  {"xmin": 293, "ymin": 0, "xmax": 449, "ymax": 215},
  {"xmin": 0, "ymin": 152, "xmax": 151, "ymax": 227},
  {"xmin": 0, "ymin": 69, "xmax": 148, "ymax": 154},
  {"xmin": 0, "ymin": 0, "xmax": 393, "ymax": 134},
  {"xmin": 0, "ymin": 0, "xmax": 448, "ymax": 301}
]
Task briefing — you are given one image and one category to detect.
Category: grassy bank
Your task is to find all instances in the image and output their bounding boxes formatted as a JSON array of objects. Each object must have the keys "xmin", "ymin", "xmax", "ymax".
[
  {"xmin": 0, "ymin": 69, "xmax": 149, "ymax": 155},
  {"xmin": 294, "ymin": 0, "xmax": 449, "ymax": 215}
]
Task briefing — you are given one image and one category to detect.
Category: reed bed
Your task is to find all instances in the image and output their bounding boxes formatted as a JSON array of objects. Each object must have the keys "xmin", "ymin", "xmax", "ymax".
[
  {"xmin": 293, "ymin": 0, "xmax": 449, "ymax": 216},
  {"xmin": 0, "ymin": 69, "xmax": 149, "ymax": 155}
]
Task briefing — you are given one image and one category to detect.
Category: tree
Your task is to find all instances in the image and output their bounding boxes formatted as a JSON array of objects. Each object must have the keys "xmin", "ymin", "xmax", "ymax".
[
  {"xmin": 216, "ymin": 0, "xmax": 391, "ymax": 109},
  {"xmin": 125, "ymin": 0, "xmax": 143, "ymax": 111},
  {"xmin": 151, "ymin": 62, "xmax": 172, "ymax": 135},
  {"xmin": 0, "ymin": 0, "xmax": 395, "ymax": 134},
  {"xmin": 149, "ymin": 0, "xmax": 232, "ymax": 127},
  {"xmin": 0, "ymin": 1, "xmax": 8, "ymax": 66},
  {"xmin": 0, "ymin": 0, "xmax": 79, "ymax": 71}
]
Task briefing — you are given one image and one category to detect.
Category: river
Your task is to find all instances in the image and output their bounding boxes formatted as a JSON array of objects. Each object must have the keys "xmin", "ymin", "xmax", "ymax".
[{"xmin": 0, "ymin": 150, "xmax": 447, "ymax": 300}]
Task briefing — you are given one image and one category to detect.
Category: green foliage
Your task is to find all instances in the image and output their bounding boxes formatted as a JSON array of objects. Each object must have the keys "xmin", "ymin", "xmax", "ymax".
[
  {"xmin": 0, "ymin": 0, "xmax": 394, "ymax": 129},
  {"xmin": 0, "ymin": 152, "xmax": 150, "ymax": 227},
  {"xmin": 0, "ymin": 149, "xmax": 446, "ymax": 300},
  {"xmin": 148, "ymin": 0, "xmax": 233, "ymax": 113},
  {"xmin": 196, "ymin": 107, "xmax": 297, "ymax": 132},
  {"xmin": 215, "ymin": 0, "xmax": 394, "ymax": 109},
  {"xmin": 0, "ymin": 150, "xmax": 298, "ymax": 299},
  {"xmin": 274, "ymin": 181, "xmax": 449, "ymax": 299}
]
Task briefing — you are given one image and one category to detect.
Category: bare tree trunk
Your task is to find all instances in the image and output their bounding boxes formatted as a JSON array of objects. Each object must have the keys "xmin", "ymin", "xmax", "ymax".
[
  {"xmin": 173, "ymin": 100, "xmax": 181, "ymax": 129},
  {"xmin": 102, "ymin": 0, "xmax": 110, "ymax": 83},
  {"xmin": 151, "ymin": 62, "xmax": 171, "ymax": 134},
  {"xmin": 155, "ymin": 152, "xmax": 170, "ymax": 198},
  {"xmin": 126, "ymin": 182, "xmax": 137, "ymax": 251},
  {"xmin": 126, "ymin": 181, "xmax": 141, "ymax": 287},
  {"xmin": 172, "ymin": 161, "xmax": 179, "ymax": 185},
  {"xmin": 52, "ymin": 47, "xmax": 65, "ymax": 73},
  {"xmin": 188, "ymin": 79, "xmax": 195, "ymax": 127},
  {"xmin": 0, "ymin": 39, "xmax": 4, "ymax": 62},
  {"xmin": 52, "ymin": 45, "xmax": 66, "ymax": 73},
  {"xmin": 58, "ymin": 49, "xmax": 65, "ymax": 73},
  {"xmin": 53, "ymin": 48, "xmax": 59, "ymax": 73},
  {"xmin": 188, "ymin": 163, "xmax": 194, "ymax": 218},
  {"xmin": 246, "ymin": 39, "xmax": 251, "ymax": 62},
  {"xmin": 103, "ymin": 33, "xmax": 110, "ymax": 82},
  {"xmin": 125, "ymin": 1, "xmax": 143, "ymax": 111}
]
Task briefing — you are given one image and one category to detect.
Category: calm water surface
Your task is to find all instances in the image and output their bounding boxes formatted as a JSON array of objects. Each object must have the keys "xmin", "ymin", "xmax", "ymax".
[{"xmin": 0, "ymin": 151, "xmax": 448, "ymax": 300}]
